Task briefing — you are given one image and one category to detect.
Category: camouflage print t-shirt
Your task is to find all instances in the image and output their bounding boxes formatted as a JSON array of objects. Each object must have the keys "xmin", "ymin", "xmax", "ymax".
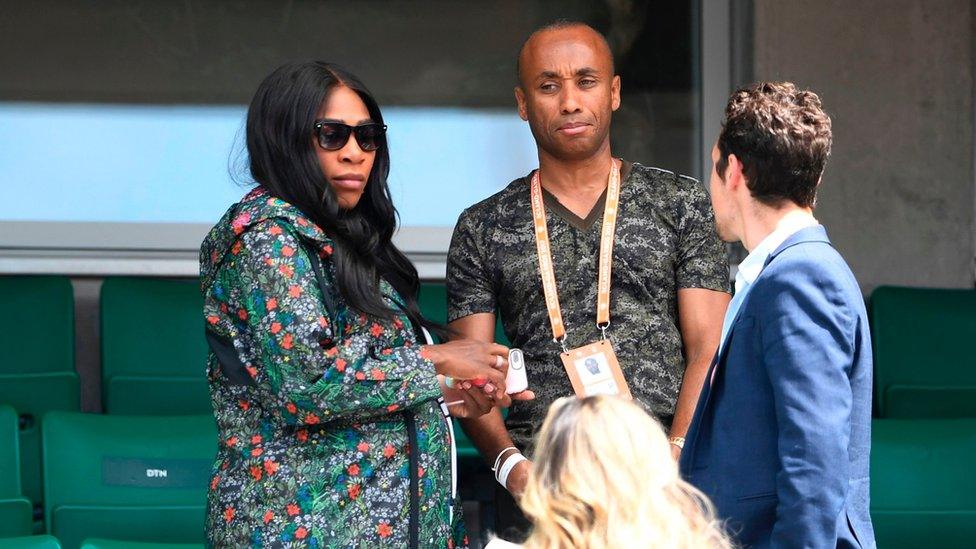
[{"xmin": 446, "ymin": 162, "xmax": 730, "ymax": 452}]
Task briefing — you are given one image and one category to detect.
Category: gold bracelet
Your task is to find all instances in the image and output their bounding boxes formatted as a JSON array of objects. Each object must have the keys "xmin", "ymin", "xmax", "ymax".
[{"xmin": 668, "ymin": 436, "xmax": 685, "ymax": 449}]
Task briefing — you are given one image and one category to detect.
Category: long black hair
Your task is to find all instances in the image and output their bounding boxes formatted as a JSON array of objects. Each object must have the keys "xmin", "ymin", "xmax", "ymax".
[{"xmin": 245, "ymin": 61, "xmax": 441, "ymax": 336}]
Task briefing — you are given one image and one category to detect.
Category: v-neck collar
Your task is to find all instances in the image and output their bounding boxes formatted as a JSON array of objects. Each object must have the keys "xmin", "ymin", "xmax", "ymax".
[{"xmin": 538, "ymin": 161, "xmax": 632, "ymax": 231}]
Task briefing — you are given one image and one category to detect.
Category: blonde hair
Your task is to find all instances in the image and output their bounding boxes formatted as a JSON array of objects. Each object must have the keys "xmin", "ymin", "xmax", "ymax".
[{"xmin": 519, "ymin": 396, "xmax": 731, "ymax": 549}]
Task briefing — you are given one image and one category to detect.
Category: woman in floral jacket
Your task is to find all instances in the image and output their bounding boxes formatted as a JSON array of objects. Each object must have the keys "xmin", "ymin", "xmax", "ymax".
[{"xmin": 201, "ymin": 61, "xmax": 512, "ymax": 548}]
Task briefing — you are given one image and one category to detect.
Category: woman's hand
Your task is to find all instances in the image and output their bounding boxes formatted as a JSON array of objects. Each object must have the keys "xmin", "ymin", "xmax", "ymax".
[
  {"xmin": 439, "ymin": 376, "xmax": 496, "ymax": 418},
  {"xmin": 422, "ymin": 340, "xmax": 509, "ymax": 398}
]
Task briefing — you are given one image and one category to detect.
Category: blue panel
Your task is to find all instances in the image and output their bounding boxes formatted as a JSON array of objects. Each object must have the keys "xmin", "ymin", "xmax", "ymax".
[{"xmin": 0, "ymin": 103, "xmax": 538, "ymax": 227}]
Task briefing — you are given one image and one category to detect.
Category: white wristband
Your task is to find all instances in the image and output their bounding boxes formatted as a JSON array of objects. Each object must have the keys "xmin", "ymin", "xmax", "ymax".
[
  {"xmin": 496, "ymin": 452, "xmax": 527, "ymax": 490},
  {"xmin": 492, "ymin": 446, "xmax": 517, "ymax": 472}
]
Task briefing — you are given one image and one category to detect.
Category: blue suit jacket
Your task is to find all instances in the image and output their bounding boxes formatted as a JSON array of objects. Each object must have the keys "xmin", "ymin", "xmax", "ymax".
[{"xmin": 679, "ymin": 226, "xmax": 876, "ymax": 548}]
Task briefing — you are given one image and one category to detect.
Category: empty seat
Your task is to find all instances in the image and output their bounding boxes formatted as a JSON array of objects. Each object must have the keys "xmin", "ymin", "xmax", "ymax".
[
  {"xmin": 42, "ymin": 412, "xmax": 216, "ymax": 549},
  {"xmin": 81, "ymin": 540, "xmax": 202, "ymax": 549},
  {"xmin": 0, "ymin": 405, "xmax": 32, "ymax": 537},
  {"xmin": 870, "ymin": 286, "xmax": 976, "ymax": 418},
  {"xmin": 871, "ymin": 418, "xmax": 976, "ymax": 548},
  {"xmin": 0, "ymin": 276, "xmax": 79, "ymax": 517},
  {"xmin": 0, "ymin": 536, "xmax": 62, "ymax": 549},
  {"xmin": 100, "ymin": 278, "xmax": 210, "ymax": 415}
]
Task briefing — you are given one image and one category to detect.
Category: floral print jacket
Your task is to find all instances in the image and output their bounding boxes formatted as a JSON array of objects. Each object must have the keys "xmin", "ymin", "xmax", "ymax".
[{"xmin": 200, "ymin": 187, "xmax": 466, "ymax": 548}]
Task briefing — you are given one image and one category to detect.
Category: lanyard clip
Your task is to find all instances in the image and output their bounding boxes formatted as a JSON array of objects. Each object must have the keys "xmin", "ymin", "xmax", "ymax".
[
  {"xmin": 554, "ymin": 334, "xmax": 569, "ymax": 353},
  {"xmin": 598, "ymin": 321, "xmax": 610, "ymax": 341}
]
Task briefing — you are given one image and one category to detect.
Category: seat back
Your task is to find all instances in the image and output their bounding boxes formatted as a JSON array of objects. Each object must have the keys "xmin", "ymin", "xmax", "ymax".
[
  {"xmin": 100, "ymin": 278, "xmax": 210, "ymax": 415},
  {"xmin": 871, "ymin": 418, "xmax": 976, "ymax": 548},
  {"xmin": 0, "ymin": 276, "xmax": 78, "ymax": 513},
  {"xmin": 0, "ymin": 405, "xmax": 32, "ymax": 537},
  {"xmin": 42, "ymin": 412, "xmax": 216, "ymax": 549},
  {"xmin": 870, "ymin": 286, "xmax": 976, "ymax": 418}
]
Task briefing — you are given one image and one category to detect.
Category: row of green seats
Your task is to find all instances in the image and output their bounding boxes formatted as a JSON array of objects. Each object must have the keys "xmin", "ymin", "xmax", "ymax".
[{"xmin": 0, "ymin": 536, "xmax": 201, "ymax": 549}]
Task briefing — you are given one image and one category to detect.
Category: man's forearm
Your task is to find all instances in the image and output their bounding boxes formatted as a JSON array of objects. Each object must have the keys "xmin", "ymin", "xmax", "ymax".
[
  {"xmin": 458, "ymin": 408, "xmax": 516, "ymax": 468},
  {"xmin": 670, "ymin": 356, "xmax": 712, "ymax": 438}
]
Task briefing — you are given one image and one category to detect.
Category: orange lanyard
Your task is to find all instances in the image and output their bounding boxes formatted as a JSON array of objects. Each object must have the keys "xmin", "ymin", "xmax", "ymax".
[{"xmin": 530, "ymin": 160, "xmax": 621, "ymax": 348}]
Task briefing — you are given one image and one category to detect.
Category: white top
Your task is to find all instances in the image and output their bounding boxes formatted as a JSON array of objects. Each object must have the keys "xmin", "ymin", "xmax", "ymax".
[{"xmin": 485, "ymin": 538, "xmax": 523, "ymax": 549}]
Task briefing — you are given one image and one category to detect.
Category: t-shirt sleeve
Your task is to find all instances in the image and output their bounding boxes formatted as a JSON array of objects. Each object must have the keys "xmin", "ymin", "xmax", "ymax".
[
  {"xmin": 675, "ymin": 175, "xmax": 731, "ymax": 293},
  {"xmin": 446, "ymin": 208, "xmax": 497, "ymax": 322}
]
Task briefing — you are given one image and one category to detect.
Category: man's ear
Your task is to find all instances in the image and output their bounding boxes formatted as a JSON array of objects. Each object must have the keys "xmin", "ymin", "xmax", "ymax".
[
  {"xmin": 515, "ymin": 87, "xmax": 528, "ymax": 121},
  {"xmin": 610, "ymin": 75, "xmax": 621, "ymax": 111},
  {"xmin": 726, "ymin": 153, "xmax": 744, "ymax": 191}
]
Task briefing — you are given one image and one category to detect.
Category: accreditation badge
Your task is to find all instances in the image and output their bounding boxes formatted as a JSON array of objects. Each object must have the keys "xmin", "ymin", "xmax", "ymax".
[{"xmin": 560, "ymin": 339, "xmax": 632, "ymax": 399}]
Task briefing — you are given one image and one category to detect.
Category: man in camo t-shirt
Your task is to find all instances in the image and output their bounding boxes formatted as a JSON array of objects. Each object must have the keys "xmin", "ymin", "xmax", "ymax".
[{"xmin": 447, "ymin": 21, "xmax": 731, "ymax": 541}]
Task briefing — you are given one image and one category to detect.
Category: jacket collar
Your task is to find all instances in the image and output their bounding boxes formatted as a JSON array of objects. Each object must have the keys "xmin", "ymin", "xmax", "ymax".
[{"xmin": 763, "ymin": 224, "xmax": 831, "ymax": 268}]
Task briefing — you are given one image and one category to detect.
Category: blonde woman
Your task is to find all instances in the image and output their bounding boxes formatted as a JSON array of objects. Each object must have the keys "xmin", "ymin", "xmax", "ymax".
[{"xmin": 489, "ymin": 396, "xmax": 730, "ymax": 548}]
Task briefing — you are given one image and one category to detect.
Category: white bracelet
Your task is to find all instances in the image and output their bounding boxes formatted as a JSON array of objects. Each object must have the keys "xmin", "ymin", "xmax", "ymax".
[
  {"xmin": 492, "ymin": 446, "xmax": 517, "ymax": 472},
  {"xmin": 496, "ymin": 452, "xmax": 527, "ymax": 489}
]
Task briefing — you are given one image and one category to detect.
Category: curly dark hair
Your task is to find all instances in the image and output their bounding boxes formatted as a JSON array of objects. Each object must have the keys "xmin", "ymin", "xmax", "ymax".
[{"xmin": 716, "ymin": 81, "xmax": 832, "ymax": 208}]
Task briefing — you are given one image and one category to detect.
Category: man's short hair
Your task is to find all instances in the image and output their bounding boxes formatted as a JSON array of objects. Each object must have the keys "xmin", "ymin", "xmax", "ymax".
[
  {"xmin": 516, "ymin": 19, "xmax": 614, "ymax": 86},
  {"xmin": 717, "ymin": 81, "xmax": 832, "ymax": 208}
]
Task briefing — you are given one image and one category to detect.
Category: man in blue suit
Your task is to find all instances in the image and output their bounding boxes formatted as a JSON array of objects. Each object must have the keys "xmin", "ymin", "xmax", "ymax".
[{"xmin": 679, "ymin": 82, "xmax": 876, "ymax": 548}]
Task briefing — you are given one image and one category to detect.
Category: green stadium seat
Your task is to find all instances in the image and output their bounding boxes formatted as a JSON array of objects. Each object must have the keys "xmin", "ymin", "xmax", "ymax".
[
  {"xmin": 81, "ymin": 540, "xmax": 201, "ymax": 549},
  {"xmin": 42, "ymin": 412, "xmax": 216, "ymax": 549},
  {"xmin": 870, "ymin": 286, "xmax": 976, "ymax": 418},
  {"xmin": 0, "ymin": 276, "xmax": 78, "ymax": 520},
  {"xmin": 0, "ymin": 405, "xmax": 32, "ymax": 537},
  {"xmin": 0, "ymin": 536, "xmax": 62, "ymax": 549},
  {"xmin": 100, "ymin": 278, "xmax": 210, "ymax": 415},
  {"xmin": 871, "ymin": 418, "xmax": 976, "ymax": 548}
]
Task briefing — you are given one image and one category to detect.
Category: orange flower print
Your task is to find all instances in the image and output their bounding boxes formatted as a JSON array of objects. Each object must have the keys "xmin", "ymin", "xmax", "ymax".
[
  {"xmin": 281, "ymin": 245, "xmax": 294, "ymax": 257},
  {"xmin": 246, "ymin": 365, "xmax": 258, "ymax": 378},
  {"xmin": 223, "ymin": 506, "xmax": 235, "ymax": 522},
  {"xmin": 281, "ymin": 334, "xmax": 294, "ymax": 349},
  {"xmin": 296, "ymin": 429, "xmax": 308, "ymax": 442},
  {"xmin": 263, "ymin": 459, "xmax": 279, "ymax": 476},
  {"xmin": 371, "ymin": 368, "xmax": 386, "ymax": 381},
  {"xmin": 387, "ymin": 404, "xmax": 400, "ymax": 412},
  {"xmin": 266, "ymin": 297, "xmax": 277, "ymax": 310},
  {"xmin": 238, "ymin": 399, "xmax": 249, "ymax": 411},
  {"xmin": 286, "ymin": 503, "xmax": 300, "ymax": 516},
  {"xmin": 335, "ymin": 358, "xmax": 347, "ymax": 372},
  {"xmin": 278, "ymin": 264, "xmax": 295, "ymax": 278},
  {"xmin": 288, "ymin": 285, "xmax": 302, "ymax": 297},
  {"xmin": 231, "ymin": 240, "xmax": 242, "ymax": 255},
  {"xmin": 383, "ymin": 444, "xmax": 396, "ymax": 458},
  {"xmin": 210, "ymin": 475, "xmax": 220, "ymax": 490},
  {"xmin": 268, "ymin": 224, "xmax": 282, "ymax": 235},
  {"xmin": 295, "ymin": 527, "xmax": 308, "ymax": 539},
  {"xmin": 250, "ymin": 465, "xmax": 262, "ymax": 481},
  {"xmin": 263, "ymin": 510, "xmax": 274, "ymax": 524},
  {"xmin": 418, "ymin": 466, "xmax": 425, "ymax": 478},
  {"xmin": 305, "ymin": 413, "xmax": 320, "ymax": 425},
  {"xmin": 348, "ymin": 483, "xmax": 361, "ymax": 499},
  {"xmin": 251, "ymin": 447, "xmax": 263, "ymax": 457},
  {"xmin": 270, "ymin": 322, "xmax": 282, "ymax": 334},
  {"xmin": 237, "ymin": 309, "xmax": 248, "ymax": 321},
  {"xmin": 323, "ymin": 244, "xmax": 333, "ymax": 255},
  {"xmin": 286, "ymin": 402, "xmax": 297, "ymax": 414},
  {"xmin": 251, "ymin": 434, "xmax": 262, "ymax": 444},
  {"xmin": 226, "ymin": 436, "xmax": 238, "ymax": 447},
  {"xmin": 355, "ymin": 371, "xmax": 366, "ymax": 381},
  {"xmin": 348, "ymin": 463, "xmax": 360, "ymax": 476},
  {"xmin": 377, "ymin": 520, "xmax": 392, "ymax": 538},
  {"xmin": 318, "ymin": 315, "xmax": 328, "ymax": 327},
  {"xmin": 357, "ymin": 441, "xmax": 369, "ymax": 453},
  {"xmin": 370, "ymin": 323, "xmax": 384, "ymax": 337},
  {"xmin": 207, "ymin": 315, "xmax": 220, "ymax": 325}
]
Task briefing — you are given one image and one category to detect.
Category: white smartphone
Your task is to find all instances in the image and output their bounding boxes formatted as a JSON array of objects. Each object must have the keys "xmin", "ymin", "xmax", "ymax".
[{"xmin": 506, "ymin": 348, "xmax": 528, "ymax": 394}]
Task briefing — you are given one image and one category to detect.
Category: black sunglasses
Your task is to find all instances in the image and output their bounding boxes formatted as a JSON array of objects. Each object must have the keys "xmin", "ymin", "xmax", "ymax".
[{"xmin": 313, "ymin": 120, "xmax": 387, "ymax": 152}]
